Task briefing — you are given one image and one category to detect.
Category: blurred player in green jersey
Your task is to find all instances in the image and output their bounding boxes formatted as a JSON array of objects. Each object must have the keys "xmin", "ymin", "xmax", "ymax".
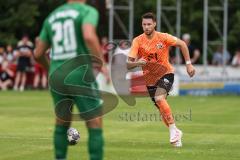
[{"xmin": 34, "ymin": 0, "xmax": 107, "ymax": 159}]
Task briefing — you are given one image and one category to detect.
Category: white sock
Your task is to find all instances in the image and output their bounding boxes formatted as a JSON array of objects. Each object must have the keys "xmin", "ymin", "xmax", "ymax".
[
  {"xmin": 20, "ymin": 85, "xmax": 24, "ymax": 91},
  {"xmin": 169, "ymin": 123, "xmax": 176, "ymax": 132},
  {"xmin": 14, "ymin": 85, "xmax": 18, "ymax": 90}
]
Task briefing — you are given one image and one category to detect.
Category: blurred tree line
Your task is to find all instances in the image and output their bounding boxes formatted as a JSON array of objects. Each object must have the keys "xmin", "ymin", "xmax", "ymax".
[{"xmin": 0, "ymin": 0, "xmax": 240, "ymax": 56}]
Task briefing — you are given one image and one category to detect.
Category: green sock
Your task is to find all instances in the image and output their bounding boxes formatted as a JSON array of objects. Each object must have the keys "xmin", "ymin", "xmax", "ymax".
[
  {"xmin": 88, "ymin": 128, "xmax": 104, "ymax": 160},
  {"xmin": 54, "ymin": 125, "xmax": 69, "ymax": 160}
]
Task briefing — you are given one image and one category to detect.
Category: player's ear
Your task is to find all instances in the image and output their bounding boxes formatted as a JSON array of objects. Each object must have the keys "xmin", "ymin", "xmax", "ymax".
[{"xmin": 153, "ymin": 21, "xmax": 156, "ymax": 28}]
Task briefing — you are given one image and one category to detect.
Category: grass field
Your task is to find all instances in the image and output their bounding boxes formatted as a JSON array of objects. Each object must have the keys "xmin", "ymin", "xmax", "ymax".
[{"xmin": 0, "ymin": 91, "xmax": 240, "ymax": 160}]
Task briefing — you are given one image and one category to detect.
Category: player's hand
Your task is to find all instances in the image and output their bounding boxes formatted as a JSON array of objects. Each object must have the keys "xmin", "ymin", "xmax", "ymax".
[
  {"xmin": 186, "ymin": 64, "xmax": 195, "ymax": 77},
  {"xmin": 101, "ymin": 65, "xmax": 111, "ymax": 84},
  {"xmin": 14, "ymin": 51, "xmax": 20, "ymax": 58},
  {"xmin": 137, "ymin": 58, "xmax": 147, "ymax": 67}
]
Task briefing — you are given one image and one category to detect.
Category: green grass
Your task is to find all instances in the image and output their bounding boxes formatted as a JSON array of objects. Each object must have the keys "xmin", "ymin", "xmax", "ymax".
[{"xmin": 0, "ymin": 91, "xmax": 240, "ymax": 160}]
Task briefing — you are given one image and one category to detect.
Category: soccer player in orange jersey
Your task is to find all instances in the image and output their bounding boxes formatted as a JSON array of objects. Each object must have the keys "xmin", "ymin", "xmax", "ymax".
[{"xmin": 127, "ymin": 12, "xmax": 195, "ymax": 147}]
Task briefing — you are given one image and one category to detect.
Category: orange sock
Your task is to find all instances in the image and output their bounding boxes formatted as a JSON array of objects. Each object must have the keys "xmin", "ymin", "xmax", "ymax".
[
  {"xmin": 156, "ymin": 99, "xmax": 175, "ymax": 126},
  {"xmin": 159, "ymin": 107, "xmax": 170, "ymax": 127}
]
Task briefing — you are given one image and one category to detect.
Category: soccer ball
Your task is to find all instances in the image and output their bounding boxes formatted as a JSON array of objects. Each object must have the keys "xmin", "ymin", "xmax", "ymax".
[{"xmin": 67, "ymin": 127, "xmax": 80, "ymax": 145}]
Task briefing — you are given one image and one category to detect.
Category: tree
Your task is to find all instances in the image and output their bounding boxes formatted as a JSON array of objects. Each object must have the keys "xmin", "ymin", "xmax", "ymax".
[{"xmin": 0, "ymin": 0, "xmax": 65, "ymax": 46}]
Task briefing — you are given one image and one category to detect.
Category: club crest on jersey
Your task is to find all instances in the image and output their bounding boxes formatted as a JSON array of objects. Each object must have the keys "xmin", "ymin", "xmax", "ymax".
[{"xmin": 156, "ymin": 43, "xmax": 163, "ymax": 49}]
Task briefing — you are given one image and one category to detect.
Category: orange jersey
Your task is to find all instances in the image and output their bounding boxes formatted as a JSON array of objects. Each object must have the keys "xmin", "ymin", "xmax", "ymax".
[{"xmin": 128, "ymin": 32, "xmax": 177, "ymax": 85}]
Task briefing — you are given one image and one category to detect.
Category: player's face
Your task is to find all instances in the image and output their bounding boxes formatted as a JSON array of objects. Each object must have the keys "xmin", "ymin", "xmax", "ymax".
[{"xmin": 142, "ymin": 18, "xmax": 156, "ymax": 36}]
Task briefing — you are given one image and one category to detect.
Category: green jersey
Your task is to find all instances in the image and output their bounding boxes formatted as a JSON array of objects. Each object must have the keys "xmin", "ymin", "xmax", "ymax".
[
  {"xmin": 39, "ymin": 2, "xmax": 99, "ymax": 75},
  {"xmin": 39, "ymin": 3, "xmax": 102, "ymax": 119}
]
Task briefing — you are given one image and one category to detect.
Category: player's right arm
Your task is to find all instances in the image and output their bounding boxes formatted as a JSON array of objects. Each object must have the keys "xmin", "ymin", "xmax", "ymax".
[
  {"xmin": 127, "ymin": 38, "xmax": 146, "ymax": 70},
  {"xmin": 34, "ymin": 20, "xmax": 50, "ymax": 70},
  {"xmin": 82, "ymin": 7, "xmax": 109, "ymax": 81},
  {"xmin": 82, "ymin": 7, "xmax": 106, "ymax": 71}
]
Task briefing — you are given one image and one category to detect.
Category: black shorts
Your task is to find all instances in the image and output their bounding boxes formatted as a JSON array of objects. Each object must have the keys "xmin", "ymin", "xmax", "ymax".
[
  {"xmin": 146, "ymin": 73, "xmax": 174, "ymax": 99},
  {"xmin": 17, "ymin": 57, "xmax": 30, "ymax": 72}
]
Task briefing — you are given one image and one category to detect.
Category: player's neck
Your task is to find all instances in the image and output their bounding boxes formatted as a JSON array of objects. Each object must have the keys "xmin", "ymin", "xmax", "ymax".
[
  {"xmin": 145, "ymin": 30, "xmax": 156, "ymax": 40},
  {"xmin": 68, "ymin": 0, "xmax": 86, "ymax": 3}
]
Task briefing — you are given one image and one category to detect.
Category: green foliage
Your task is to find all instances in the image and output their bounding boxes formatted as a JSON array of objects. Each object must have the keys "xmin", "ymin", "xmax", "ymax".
[
  {"xmin": 0, "ymin": 0, "xmax": 240, "ymax": 54},
  {"xmin": 0, "ymin": 1, "xmax": 38, "ymax": 45},
  {"xmin": 0, "ymin": 0, "xmax": 64, "ymax": 46}
]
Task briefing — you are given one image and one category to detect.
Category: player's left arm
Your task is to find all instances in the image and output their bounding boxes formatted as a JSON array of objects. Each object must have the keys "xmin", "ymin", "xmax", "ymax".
[
  {"xmin": 175, "ymin": 39, "xmax": 196, "ymax": 77},
  {"xmin": 34, "ymin": 39, "xmax": 50, "ymax": 70}
]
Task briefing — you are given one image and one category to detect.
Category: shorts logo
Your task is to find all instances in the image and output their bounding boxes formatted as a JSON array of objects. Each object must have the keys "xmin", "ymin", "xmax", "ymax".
[
  {"xmin": 163, "ymin": 78, "xmax": 169, "ymax": 84},
  {"xmin": 156, "ymin": 43, "xmax": 163, "ymax": 49}
]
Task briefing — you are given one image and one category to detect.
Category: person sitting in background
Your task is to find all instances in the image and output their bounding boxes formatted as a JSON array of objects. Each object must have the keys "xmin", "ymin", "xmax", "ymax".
[
  {"xmin": 231, "ymin": 48, "xmax": 240, "ymax": 67},
  {"xmin": 212, "ymin": 45, "xmax": 231, "ymax": 66},
  {"xmin": 0, "ymin": 60, "xmax": 14, "ymax": 90},
  {"xmin": 182, "ymin": 33, "xmax": 201, "ymax": 64}
]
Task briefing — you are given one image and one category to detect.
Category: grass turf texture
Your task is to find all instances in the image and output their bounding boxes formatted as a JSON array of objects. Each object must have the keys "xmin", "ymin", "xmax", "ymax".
[{"xmin": 0, "ymin": 91, "xmax": 239, "ymax": 160}]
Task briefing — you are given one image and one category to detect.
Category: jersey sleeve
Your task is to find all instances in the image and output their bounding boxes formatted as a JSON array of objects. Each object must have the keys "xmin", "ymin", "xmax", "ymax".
[
  {"xmin": 128, "ymin": 38, "xmax": 139, "ymax": 59},
  {"xmin": 82, "ymin": 7, "xmax": 99, "ymax": 27},
  {"xmin": 164, "ymin": 33, "xmax": 177, "ymax": 46},
  {"xmin": 39, "ymin": 19, "xmax": 50, "ymax": 44}
]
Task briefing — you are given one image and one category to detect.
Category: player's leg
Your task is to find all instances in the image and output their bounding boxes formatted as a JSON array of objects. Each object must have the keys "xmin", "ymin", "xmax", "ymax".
[
  {"xmin": 147, "ymin": 86, "xmax": 169, "ymax": 127},
  {"xmin": 51, "ymin": 90, "xmax": 71, "ymax": 160},
  {"xmin": 154, "ymin": 74, "xmax": 183, "ymax": 146},
  {"xmin": 154, "ymin": 92, "xmax": 174, "ymax": 126},
  {"xmin": 155, "ymin": 91, "xmax": 182, "ymax": 146},
  {"xmin": 54, "ymin": 118, "xmax": 71, "ymax": 160},
  {"xmin": 86, "ymin": 117, "xmax": 104, "ymax": 160},
  {"xmin": 75, "ymin": 96, "xmax": 104, "ymax": 160}
]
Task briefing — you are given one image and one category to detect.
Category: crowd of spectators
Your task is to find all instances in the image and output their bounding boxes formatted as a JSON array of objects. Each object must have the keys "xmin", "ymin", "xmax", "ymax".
[
  {"xmin": 0, "ymin": 35, "xmax": 47, "ymax": 91},
  {"xmin": 1, "ymin": 34, "xmax": 240, "ymax": 91},
  {"xmin": 169, "ymin": 33, "xmax": 240, "ymax": 67}
]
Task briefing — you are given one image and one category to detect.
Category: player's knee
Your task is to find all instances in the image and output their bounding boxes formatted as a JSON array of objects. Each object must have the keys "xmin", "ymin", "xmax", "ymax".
[
  {"xmin": 56, "ymin": 118, "xmax": 71, "ymax": 127},
  {"xmin": 86, "ymin": 117, "xmax": 102, "ymax": 128},
  {"xmin": 154, "ymin": 95, "xmax": 166, "ymax": 102}
]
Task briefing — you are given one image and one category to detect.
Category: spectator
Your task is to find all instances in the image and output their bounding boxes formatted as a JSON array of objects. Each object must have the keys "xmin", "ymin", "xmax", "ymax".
[
  {"xmin": 182, "ymin": 33, "xmax": 201, "ymax": 64},
  {"xmin": 100, "ymin": 36, "xmax": 109, "ymax": 63},
  {"xmin": 232, "ymin": 48, "xmax": 240, "ymax": 67},
  {"xmin": 33, "ymin": 43, "xmax": 48, "ymax": 89},
  {"xmin": 5, "ymin": 44, "xmax": 16, "ymax": 64},
  {"xmin": 0, "ymin": 60, "xmax": 14, "ymax": 90},
  {"xmin": 169, "ymin": 47, "xmax": 182, "ymax": 64},
  {"xmin": 212, "ymin": 45, "xmax": 231, "ymax": 66},
  {"xmin": 13, "ymin": 35, "xmax": 33, "ymax": 91},
  {"xmin": 0, "ymin": 46, "xmax": 6, "ymax": 65},
  {"xmin": 112, "ymin": 40, "xmax": 131, "ymax": 67},
  {"xmin": 33, "ymin": 62, "xmax": 48, "ymax": 89}
]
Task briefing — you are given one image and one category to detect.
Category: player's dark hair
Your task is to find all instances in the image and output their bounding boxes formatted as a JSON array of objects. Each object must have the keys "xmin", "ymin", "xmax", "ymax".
[
  {"xmin": 236, "ymin": 48, "xmax": 240, "ymax": 52},
  {"xmin": 142, "ymin": 12, "xmax": 156, "ymax": 22}
]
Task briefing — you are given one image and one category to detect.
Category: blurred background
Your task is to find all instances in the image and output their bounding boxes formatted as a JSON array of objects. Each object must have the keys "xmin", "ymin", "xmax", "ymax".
[
  {"xmin": 0, "ymin": 1, "xmax": 240, "ymax": 160},
  {"xmin": 0, "ymin": 0, "xmax": 240, "ymax": 95}
]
